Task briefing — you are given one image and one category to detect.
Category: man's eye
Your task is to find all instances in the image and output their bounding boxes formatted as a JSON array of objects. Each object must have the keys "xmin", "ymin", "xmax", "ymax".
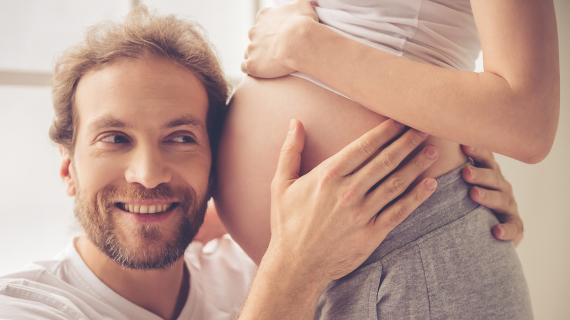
[
  {"xmin": 171, "ymin": 135, "xmax": 195, "ymax": 143},
  {"xmin": 100, "ymin": 134, "xmax": 129, "ymax": 144}
]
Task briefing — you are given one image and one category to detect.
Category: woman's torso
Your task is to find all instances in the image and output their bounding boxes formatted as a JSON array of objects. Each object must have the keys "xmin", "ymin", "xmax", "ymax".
[{"xmin": 215, "ymin": 0, "xmax": 482, "ymax": 263}]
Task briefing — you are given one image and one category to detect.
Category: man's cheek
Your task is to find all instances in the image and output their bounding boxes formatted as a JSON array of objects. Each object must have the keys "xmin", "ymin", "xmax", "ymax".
[
  {"xmin": 78, "ymin": 159, "xmax": 126, "ymax": 192},
  {"xmin": 176, "ymin": 158, "xmax": 211, "ymax": 191}
]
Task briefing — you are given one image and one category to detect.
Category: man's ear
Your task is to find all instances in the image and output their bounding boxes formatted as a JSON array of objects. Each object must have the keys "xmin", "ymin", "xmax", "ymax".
[{"xmin": 59, "ymin": 145, "xmax": 76, "ymax": 197}]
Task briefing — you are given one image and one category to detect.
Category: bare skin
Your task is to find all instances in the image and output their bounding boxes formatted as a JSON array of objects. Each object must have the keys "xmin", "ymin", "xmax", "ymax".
[
  {"xmin": 216, "ymin": 75, "xmax": 465, "ymax": 263},
  {"xmin": 217, "ymin": 0, "xmax": 554, "ymax": 263}
]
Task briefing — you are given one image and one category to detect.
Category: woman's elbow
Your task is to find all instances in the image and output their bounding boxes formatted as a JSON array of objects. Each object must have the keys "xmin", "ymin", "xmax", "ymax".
[
  {"xmin": 515, "ymin": 103, "xmax": 559, "ymax": 164},
  {"xmin": 520, "ymin": 138, "xmax": 554, "ymax": 164}
]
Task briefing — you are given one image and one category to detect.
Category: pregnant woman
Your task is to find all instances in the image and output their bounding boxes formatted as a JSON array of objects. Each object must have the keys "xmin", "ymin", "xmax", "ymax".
[{"xmin": 215, "ymin": 0, "xmax": 559, "ymax": 318}]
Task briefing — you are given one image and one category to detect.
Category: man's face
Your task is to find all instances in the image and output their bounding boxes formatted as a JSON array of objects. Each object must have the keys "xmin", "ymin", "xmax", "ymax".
[{"xmin": 63, "ymin": 57, "xmax": 211, "ymax": 270}]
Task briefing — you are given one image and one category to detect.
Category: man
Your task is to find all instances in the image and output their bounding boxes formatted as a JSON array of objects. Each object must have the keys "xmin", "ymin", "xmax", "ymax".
[{"xmin": 0, "ymin": 6, "xmax": 523, "ymax": 320}]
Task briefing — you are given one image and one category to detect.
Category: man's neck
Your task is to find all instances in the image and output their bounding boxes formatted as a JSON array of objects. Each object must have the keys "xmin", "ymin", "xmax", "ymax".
[{"xmin": 75, "ymin": 235, "xmax": 189, "ymax": 320}]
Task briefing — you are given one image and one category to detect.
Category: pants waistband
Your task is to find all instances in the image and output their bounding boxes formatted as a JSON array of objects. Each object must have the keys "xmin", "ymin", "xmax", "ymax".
[{"xmin": 361, "ymin": 161, "xmax": 479, "ymax": 268}]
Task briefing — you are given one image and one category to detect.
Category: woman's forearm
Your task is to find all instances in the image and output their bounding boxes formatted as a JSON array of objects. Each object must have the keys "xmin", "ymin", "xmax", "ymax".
[{"xmin": 285, "ymin": 18, "xmax": 559, "ymax": 164}]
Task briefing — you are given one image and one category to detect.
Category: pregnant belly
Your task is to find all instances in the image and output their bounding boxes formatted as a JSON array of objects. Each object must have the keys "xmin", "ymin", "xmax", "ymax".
[{"xmin": 214, "ymin": 75, "xmax": 467, "ymax": 264}]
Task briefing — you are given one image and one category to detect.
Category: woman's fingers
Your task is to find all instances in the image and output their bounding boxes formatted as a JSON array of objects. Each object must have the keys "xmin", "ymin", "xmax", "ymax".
[
  {"xmin": 242, "ymin": 1, "xmax": 318, "ymax": 78},
  {"xmin": 462, "ymin": 145, "xmax": 524, "ymax": 246},
  {"xmin": 492, "ymin": 220, "xmax": 524, "ymax": 247},
  {"xmin": 372, "ymin": 177, "xmax": 437, "ymax": 235},
  {"xmin": 469, "ymin": 186, "xmax": 523, "ymax": 246},
  {"xmin": 462, "ymin": 166, "xmax": 512, "ymax": 193},
  {"xmin": 469, "ymin": 187, "xmax": 516, "ymax": 217},
  {"xmin": 325, "ymin": 119, "xmax": 406, "ymax": 177},
  {"xmin": 461, "ymin": 145, "xmax": 500, "ymax": 172},
  {"xmin": 365, "ymin": 145, "xmax": 438, "ymax": 214},
  {"xmin": 352, "ymin": 128, "xmax": 429, "ymax": 192}
]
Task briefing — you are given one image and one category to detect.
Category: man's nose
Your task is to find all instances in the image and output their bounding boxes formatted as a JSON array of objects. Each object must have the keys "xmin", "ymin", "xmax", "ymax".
[{"xmin": 125, "ymin": 145, "xmax": 171, "ymax": 188}]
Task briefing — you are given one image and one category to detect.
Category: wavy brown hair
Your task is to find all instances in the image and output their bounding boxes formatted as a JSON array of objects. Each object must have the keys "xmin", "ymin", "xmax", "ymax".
[{"xmin": 49, "ymin": 6, "xmax": 229, "ymax": 157}]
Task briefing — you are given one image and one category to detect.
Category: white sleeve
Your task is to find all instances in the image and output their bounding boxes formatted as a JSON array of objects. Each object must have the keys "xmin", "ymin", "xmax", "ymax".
[
  {"xmin": 0, "ymin": 279, "xmax": 110, "ymax": 320},
  {"xmin": 0, "ymin": 282, "xmax": 87, "ymax": 320}
]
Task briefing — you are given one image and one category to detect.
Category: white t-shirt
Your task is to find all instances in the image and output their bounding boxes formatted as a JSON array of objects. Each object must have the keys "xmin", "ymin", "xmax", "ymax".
[
  {"xmin": 275, "ymin": 0, "xmax": 482, "ymax": 98},
  {"xmin": 0, "ymin": 236, "xmax": 256, "ymax": 320}
]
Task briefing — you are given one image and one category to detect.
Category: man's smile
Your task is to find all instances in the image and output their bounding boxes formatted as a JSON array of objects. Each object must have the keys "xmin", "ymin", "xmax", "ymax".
[{"xmin": 115, "ymin": 201, "xmax": 180, "ymax": 215}]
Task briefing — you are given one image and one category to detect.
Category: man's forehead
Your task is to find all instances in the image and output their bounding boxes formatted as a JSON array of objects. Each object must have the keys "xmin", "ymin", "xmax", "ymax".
[{"xmin": 74, "ymin": 58, "xmax": 209, "ymax": 132}]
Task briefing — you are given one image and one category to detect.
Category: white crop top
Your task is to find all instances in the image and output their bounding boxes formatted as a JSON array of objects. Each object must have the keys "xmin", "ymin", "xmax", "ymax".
[{"xmin": 274, "ymin": 0, "xmax": 482, "ymax": 96}]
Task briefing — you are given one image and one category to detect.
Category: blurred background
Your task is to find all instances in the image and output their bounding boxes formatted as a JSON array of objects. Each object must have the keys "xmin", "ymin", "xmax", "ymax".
[{"xmin": 0, "ymin": 0, "xmax": 568, "ymax": 318}]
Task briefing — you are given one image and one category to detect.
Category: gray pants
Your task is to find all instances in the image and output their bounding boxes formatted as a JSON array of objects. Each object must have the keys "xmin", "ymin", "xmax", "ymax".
[{"xmin": 315, "ymin": 163, "xmax": 533, "ymax": 320}]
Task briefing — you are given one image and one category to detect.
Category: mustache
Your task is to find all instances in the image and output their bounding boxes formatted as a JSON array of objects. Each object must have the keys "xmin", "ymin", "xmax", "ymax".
[{"xmin": 97, "ymin": 183, "xmax": 195, "ymax": 210}]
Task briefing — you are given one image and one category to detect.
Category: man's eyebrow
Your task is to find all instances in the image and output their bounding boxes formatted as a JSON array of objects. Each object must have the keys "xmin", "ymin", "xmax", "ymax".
[
  {"xmin": 87, "ymin": 114, "xmax": 205, "ymax": 132},
  {"xmin": 88, "ymin": 116, "xmax": 130, "ymax": 132},
  {"xmin": 164, "ymin": 114, "xmax": 206, "ymax": 130}
]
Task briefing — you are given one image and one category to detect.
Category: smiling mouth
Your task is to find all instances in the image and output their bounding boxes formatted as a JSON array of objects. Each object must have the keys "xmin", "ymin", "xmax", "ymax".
[{"xmin": 116, "ymin": 203, "xmax": 178, "ymax": 214}]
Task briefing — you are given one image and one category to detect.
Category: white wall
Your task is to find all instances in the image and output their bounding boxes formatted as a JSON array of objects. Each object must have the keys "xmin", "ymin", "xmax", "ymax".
[
  {"xmin": 140, "ymin": 0, "xmax": 254, "ymax": 82},
  {"xmin": 0, "ymin": 0, "xmax": 131, "ymax": 73},
  {"xmin": 0, "ymin": 1, "xmax": 568, "ymax": 319},
  {"xmin": 0, "ymin": 0, "xmax": 132, "ymax": 275},
  {"xmin": 498, "ymin": 1, "xmax": 570, "ymax": 318}
]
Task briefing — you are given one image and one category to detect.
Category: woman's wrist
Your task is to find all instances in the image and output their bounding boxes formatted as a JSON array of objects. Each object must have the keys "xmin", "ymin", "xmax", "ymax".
[{"xmin": 279, "ymin": 17, "xmax": 321, "ymax": 72}]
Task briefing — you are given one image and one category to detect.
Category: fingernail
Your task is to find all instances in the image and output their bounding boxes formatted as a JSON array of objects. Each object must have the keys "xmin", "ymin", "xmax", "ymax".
[
  {"xmin": 470, "ymin": 166, "xmax": 477, "ymax": 180},
  {"xmin": 419, "ymin": 131, "xmax": 428, "ymax": 138},
  {"xmin": 289, "ymin": 119, "xmax": 296, "ymax": 133},
  {"xmin": 425, "ymin": 146, "xmax": 438, "ymax": 159},
  {"xmin": 478, "ymin": 188, "xmax": 486, "ymax": 199},
  {"xmin": 394, "ymin": 121, "xmax": 404, "ymax": 130},
  {"xmin": 498, "ymin": 226, "xmax": 506, "ymax": 237},
  {"xmin": 426, "ymin": 179, "xmax": 437, "ymax": 190}
]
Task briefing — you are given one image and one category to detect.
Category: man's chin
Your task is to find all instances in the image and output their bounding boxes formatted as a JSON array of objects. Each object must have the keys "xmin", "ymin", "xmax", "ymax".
[
  {"xmin": 74, "ymin": 181, "xmax": 208, "ymax": 270},
  {"xmin": 96, "ymin": 230, "xmax": 191, "ymax": 270},
  {"xmin": 98, "ymin": 216, "xmax": 198, "ymax": 270}
]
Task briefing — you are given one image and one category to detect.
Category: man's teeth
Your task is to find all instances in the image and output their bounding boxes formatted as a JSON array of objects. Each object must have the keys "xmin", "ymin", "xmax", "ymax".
[{"xmin": 122, "ymin": 203, "xmax": 173, "ymax": 214}]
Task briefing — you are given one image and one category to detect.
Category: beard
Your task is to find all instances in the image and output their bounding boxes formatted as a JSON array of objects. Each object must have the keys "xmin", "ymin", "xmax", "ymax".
[{"xmin": 74, "ymin": 180, "xmax": 208, "ymax": 271}]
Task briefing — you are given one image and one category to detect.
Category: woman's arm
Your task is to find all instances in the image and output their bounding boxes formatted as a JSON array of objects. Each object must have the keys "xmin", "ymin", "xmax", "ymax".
[{"xmin": 243, "ymin": 0, "xmax": 560, "ymax": 164}]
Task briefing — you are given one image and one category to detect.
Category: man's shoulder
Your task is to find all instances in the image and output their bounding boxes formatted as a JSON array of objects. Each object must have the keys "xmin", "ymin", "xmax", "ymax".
[
  {"xmin": 186, "ymin": 234, "xmax": 256, "ymax": 278},
  {"xmin": 0, "ymin": 271, "xmax": 125, "ymax": 320},
  {"xmin": 0, "ymin": 243, "xmax": 123, "ymax": 320},
  {"xmin": 0, "ymin": 242, "xmax": 75, "ymax": 291},
  {"xmin": 0, "ymin": 277, "xmax": 87, "ymax": 320},
  {"xmin": 185, "ymin": 236, "xmax": 257, "ymax": 309}
]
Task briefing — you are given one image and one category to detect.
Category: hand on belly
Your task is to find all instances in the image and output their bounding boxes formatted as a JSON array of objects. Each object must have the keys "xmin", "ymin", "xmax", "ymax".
[{"xmin": 214, "ymin": 75, "xmax": 466, "ymax": 263}]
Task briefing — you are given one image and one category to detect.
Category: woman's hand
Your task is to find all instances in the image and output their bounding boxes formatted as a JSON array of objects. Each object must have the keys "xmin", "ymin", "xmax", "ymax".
[
  {"xmin": 242, "ymin": 0, "xmax": 317, "ymax": 78},
  {"xmin": 461, "ymin": 145, "xmax": 524, "ymax": 247},
  {"xmin": 239, "ymin": 119, "xmax": 440, "ymax": 320}
]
